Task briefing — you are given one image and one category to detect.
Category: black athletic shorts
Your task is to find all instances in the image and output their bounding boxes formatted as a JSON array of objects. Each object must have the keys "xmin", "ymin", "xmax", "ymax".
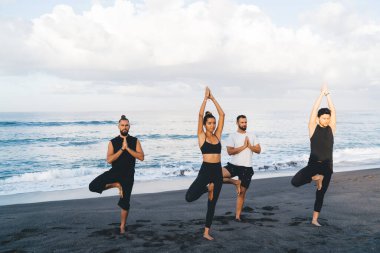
[{"xmin": 224, "ymin": 162, "xmax": 254, "ymax": 189}]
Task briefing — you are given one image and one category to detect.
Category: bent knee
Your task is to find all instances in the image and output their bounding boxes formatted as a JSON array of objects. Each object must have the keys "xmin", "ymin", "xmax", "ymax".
[
  {"xmin": 185, "ymin": 192, "xmax": 193, "ymax": 202},
  {"xmin": 291, "ymin": 177, "xmax": 300, "ymax": 187},
  {"xmin": 222, "ymin": 168, "xmax": 231, "ymax": 178},
  {"xmin": 89, "ymin": 181, "xmax": 104, "ymax": 193},
  {"xmin": 89, "ymin": 182, "xmax": 97, "ymax": 192}
]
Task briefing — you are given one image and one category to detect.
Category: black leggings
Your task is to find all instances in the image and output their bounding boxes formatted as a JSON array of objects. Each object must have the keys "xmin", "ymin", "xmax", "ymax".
[
  {"xmin": 185, "ymin": 162, "xmax": 223, "ymax": 228},
  {"xmin": 291, "ymin": 160, "xmax": 332, "ymax": 212},
  {"xmin": 89, "ymin": 169, "xmax": 134, "ymax": 211}
]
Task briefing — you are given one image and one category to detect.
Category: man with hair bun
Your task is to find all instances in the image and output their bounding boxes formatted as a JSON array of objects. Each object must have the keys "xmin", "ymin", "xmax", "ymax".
[{"xmin": 89, "ymin": 115, "xmax": 144, "ymax": 234}]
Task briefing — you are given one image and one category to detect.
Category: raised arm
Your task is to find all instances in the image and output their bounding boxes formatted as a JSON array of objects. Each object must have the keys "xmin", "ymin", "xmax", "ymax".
[
  {"xmin": 197, "ymin": 88, "xmax": 209, "ymax": 145},
  {"xmin": 309, "ymin": 86, "xmax": 326, "ymax": 138},
  {"xmin": 208, "ymin": 89, "xmax": 225, "ymax": 140},
  {"xmin": 325, "ymin": 92, "xmax": 336, "ymax": 134}
]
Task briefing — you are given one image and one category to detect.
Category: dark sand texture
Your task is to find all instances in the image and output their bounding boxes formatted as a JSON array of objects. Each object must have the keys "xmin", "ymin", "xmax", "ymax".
[{"xmin": 1, "ymin": 168, "xmax": 379, "ymax": 253}]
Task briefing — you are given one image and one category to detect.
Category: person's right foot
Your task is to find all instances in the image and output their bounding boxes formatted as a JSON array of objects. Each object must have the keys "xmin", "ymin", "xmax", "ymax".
[
  {"xmin": 311, "ymin": 220, "xmax": 322, "ymax": 227},
  {"xmin": 312, "ymin": 174, "xmax": 324, "ymax": 191},
  {"xmin": 203, "ymin": 233, "xmax": 214, "ymax": 240},
  {"xmin": 235, "ymin": 180, "xmax": 241, "ymax": 195},
  {"xmin": 317, "ymin": 175, "xmax": 324, "ymax": 190},
  {"xmin": 235, "ymin": 217, "xmax": 242, "ymax": 222},
  {"xmin": 208, "ymin": 183, "xmax": 214, "ymax": 201},
  {"xmin": 116, "ymin": 183, "xmax": 124, "ymax": 198}
]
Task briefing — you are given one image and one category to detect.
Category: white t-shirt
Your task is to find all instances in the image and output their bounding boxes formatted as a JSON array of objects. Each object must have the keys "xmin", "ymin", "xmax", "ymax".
[{"xmin": 225, "ymin": 132, "xmax": 260, "ymax": 167}]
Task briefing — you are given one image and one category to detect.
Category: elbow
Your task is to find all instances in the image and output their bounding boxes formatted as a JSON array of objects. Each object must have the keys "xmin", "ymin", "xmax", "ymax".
[
  {"xmin": 106, "ymin": 159, "xmax": 112, "ymax": 164},
  {"xmin": 257, "ymin": 146, "xmax": 262, "ymax": 154}
]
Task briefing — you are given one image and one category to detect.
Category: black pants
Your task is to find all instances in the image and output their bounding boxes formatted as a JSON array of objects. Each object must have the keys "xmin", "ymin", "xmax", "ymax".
[
  {"xmin": 185, "ymin": 162, "xmax": 223, "ymax": 228},
  {"xmin": 89, "ymin": 169, "xmax": 134, "ymax": 211},
  {"xmin": 291, "ymin": 160, "xmax": 333, "ymax": 212}
]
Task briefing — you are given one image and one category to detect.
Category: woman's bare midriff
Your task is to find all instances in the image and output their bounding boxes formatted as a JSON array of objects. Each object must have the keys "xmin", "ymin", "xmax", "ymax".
[{"xmin": 202, "ymin": 154, "xmax": 221, "ymax": 163}]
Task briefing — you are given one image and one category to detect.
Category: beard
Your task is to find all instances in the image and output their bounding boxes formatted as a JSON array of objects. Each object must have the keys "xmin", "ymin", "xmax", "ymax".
[
  {"xmin": 238, "ymin": 126, "xmax": 247, "ymax": 131},
  {"xmin": 120, "ymin": 130, "xmax": 129, "ymax": 136}
]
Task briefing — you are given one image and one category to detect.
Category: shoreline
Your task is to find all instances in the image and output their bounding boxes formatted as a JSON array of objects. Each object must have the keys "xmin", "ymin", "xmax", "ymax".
[
  {"xmin": 0, "ymin": 168, "xmax": 379, "ymax": 252},
  {"xmin": 1, "ymin": 166, "xmax": 378, "ymax": 206}
]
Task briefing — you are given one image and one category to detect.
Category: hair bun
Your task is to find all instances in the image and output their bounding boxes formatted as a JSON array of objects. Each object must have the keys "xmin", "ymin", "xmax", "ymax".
[
  {"xmin": 118, "ymin": 115, "xmax": 129, "ymax": 123},
  {"xmin": 203, "ymin": 111, "xmax": 215, "ymax": 125}
]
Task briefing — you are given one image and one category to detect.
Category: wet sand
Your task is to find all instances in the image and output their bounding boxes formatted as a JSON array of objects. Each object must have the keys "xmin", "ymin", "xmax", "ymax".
[{"xmin": 0, "ymin": 168, "xmax": 379, "ymax": 253}]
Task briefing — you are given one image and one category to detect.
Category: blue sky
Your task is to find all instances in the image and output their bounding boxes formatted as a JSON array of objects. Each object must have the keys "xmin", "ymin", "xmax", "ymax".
[{"xmin": 0, "ymin": 0, "xmax": 379, "ymax": 112}]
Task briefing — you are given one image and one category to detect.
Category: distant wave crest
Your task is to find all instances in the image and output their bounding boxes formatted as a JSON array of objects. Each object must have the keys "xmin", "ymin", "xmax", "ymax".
[{"xmin": 0, "ymin": 120, "xmax": 115, "ymax": 127}]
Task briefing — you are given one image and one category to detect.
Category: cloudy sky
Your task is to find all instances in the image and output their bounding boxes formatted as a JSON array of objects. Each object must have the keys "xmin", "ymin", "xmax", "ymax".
[{"xmin": 0, "ymin": 0, "xmax": 379, "ymax": 112}]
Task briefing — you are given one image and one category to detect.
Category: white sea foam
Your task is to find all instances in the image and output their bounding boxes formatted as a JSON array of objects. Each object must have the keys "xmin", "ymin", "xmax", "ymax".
[
  {"xmin": 1, "ymin": 111, "xmax": 379, "ymax": 196},
  {"xmin": 0, "ymin": 168, "xmax": 102, "ymax": 195},
  {"xmin": 334, "ymin": 147, "xmax": 380, "ymax": 163},
  {"xmin": 1, "ymin": 146, "xmax": 379, "ymax": 195}
]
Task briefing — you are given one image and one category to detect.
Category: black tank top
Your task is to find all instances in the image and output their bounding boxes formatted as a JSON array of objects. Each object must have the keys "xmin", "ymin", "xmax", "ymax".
[
  {"xmin": 200, "ymin": 136, "xmax": 222, "ymax": 154},
  {"xmin": 310, "ymin": 125, "xmax": 334, "ymax": 162},
  {"xmin": 110, "ymin": 135, "xmax": 137, "ymax": 174}
]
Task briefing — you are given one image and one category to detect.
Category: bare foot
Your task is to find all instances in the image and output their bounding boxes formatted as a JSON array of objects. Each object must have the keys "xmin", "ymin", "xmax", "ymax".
[
  {"xmin": 317, "ymin": 175, "xmax": 324, "ymax": 190},
  {"xmin": 235, "ymin": 180, "xmax": 241, "ymax": 195},
  {"xmin": 235, "ymin": 217, "xmax": 242, "ymax": 222},
  {"xmin": 116, "ymin": 183, "xmax": 123, "ymax": 198},
  {"xmin": 203, "ymin": 233, "xmax": 214, "ymax": 241},
  {"xmin": 120, "ymin": 226, "xmax": 126, "ymax": 234},
  {"xmin": 312, "ymin": 174, "xmax": 324, "ymax": 191},
  {"xmin": 311, "ymin": 220, "xmax": 322, "ymax": 227},
  {"xmin": 208, "ymin": 183, "xmax": 214, "ymax": 201}
]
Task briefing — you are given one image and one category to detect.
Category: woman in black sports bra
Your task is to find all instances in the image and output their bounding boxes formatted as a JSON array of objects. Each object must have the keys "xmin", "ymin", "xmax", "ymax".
[
  {"xmin": 291, "ymin": 84, "xmax": 336, "ymax": 227},
  {"xmin": 185, "ymin": 86, "xmax": 225, "ymax": 240}
]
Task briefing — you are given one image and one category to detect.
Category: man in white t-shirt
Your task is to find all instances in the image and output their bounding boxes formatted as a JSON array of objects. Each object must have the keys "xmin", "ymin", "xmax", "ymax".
[{"xmin": 223, "ymin": 115, "xmax": 261, "ymax": 221}]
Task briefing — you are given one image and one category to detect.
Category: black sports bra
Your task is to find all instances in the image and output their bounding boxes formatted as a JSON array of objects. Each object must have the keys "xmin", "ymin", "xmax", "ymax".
[{"xmin": 200, "ymin": 136, "xmax": 222, "ymax": 154}]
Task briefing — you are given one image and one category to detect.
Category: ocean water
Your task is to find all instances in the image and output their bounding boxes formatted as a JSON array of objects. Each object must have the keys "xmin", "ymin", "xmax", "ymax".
[{"xmin": 0, "ymin": 110, "xmax": 379, "ymax": 196}]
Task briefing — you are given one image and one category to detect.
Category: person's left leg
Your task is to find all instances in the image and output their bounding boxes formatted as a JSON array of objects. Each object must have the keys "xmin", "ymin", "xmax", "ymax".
[
  {"xmin": 235, "ymin": 167, "xmax": 254, "ymax": 220},
  {"xmin": 312, "ymin": 171, "xmax": 332, "ymax": 226},
  {"xmin": 204, "ymin": 167, "xmax": 223, "ymax": 240},
  {"xmin": 118, "ymin": 177, "xmax": 134, "ymax": 234},
  {"xmin": 120, "ymin": 209, "xmax": 128, "ymax": 234},
  {"xmin": 235, "ymin": 186, "xmax": 247, "ymax": 220}
]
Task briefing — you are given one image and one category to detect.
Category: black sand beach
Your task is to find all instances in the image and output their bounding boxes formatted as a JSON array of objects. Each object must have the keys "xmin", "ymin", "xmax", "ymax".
[{"xmin": 1, "ymin": 168, "xmax": 379, "ymax": 253}]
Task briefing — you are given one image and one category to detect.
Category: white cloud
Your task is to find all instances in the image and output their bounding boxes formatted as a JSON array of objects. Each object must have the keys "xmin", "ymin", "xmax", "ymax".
[{"xmin": 0, "ymin": 0, "xmax": 379, "ymax": 111}]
